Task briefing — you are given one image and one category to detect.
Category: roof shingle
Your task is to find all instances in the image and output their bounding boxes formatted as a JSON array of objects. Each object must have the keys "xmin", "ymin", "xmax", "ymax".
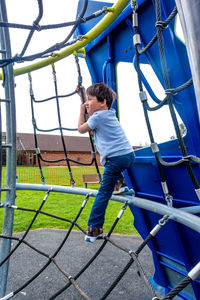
[{"xmin": 3, "ymin": 133, "xmax": 93, "ymax": 152}]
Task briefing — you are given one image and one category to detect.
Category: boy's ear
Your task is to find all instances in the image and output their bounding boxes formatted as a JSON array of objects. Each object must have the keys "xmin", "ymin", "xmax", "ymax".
[{"xmin": 101, "ymin": 99, "xmax": 107, "ymax": 107}]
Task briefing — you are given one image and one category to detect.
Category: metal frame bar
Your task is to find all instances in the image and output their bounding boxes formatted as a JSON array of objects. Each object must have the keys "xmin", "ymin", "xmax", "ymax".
[
  {"xmin": 175, "ymin": 0, "xmax": 200, "ymax": 122},
  {"xmin": 0, "ymin": 0, "xmax": 17, "ymax": 297},
  {"xmin": 16, "ymin": 183, "xmax": 200, "ymax": 234}
]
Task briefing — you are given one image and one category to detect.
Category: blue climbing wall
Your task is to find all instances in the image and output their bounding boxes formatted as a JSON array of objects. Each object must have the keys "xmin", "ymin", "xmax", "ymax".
[{"xmin": 75, "ymin": 1, "xmax": 200, "ymax": 299}]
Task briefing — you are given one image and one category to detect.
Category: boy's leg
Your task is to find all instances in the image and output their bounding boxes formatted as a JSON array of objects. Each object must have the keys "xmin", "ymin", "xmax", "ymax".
[
  {"xmin": 84, "ymin": 166, "xmax": 118, "ymax": 242},
  {"xmin": 87, "ymin": 152, "xmax": 134, "ymax": 231},
  {"xmin": 119, "ymin": 172, "xmax": 125, "ymax": 186},
  {"xmin": 87, "ymin": 162, "xmax": 119, "ymax": 230}
]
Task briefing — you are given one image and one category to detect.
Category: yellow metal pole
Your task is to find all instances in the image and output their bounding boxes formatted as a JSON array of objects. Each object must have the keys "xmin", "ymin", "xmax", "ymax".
[{"xmin": 0, "ymin": 0, "xmax": 130, "ymax": 79}]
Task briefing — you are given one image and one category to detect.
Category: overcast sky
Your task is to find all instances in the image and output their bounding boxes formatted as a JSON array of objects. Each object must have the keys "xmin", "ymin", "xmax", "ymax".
[{"xmin": 1, "ymin": 0, "xmax": 184, "ymax": 146}]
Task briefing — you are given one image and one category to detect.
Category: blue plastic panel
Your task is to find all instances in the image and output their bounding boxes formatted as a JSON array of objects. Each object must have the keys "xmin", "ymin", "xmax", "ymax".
[{"xmin": 75, "ymin": 1, "xmax": 200, "ymax": 298}]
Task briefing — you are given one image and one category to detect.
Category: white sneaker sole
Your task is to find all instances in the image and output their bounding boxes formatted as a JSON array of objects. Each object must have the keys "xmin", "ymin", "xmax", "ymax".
[{"xmin": 84, "ymin": 233, "xmax": 104, "ymax": 243}]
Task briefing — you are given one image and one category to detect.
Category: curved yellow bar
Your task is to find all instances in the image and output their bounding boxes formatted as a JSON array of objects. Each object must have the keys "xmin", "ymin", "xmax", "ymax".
[{"xmin": 0, "ymin": 0, "xmax": 130, "ymax": 79}]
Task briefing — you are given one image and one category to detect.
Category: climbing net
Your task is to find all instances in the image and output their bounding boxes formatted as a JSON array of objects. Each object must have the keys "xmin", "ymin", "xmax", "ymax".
[
  {"xmin": 1, "ymin": 0, "xmax": 104, "ymax": 187},
  {"xmin": 131, "ymin": 0, "xmax": 200, "ymax": 298},
  {"xmin": 132, "ymin": 0, "xmax": 200, "ymax": 207},
  {"xmin": 0, "ymin": 0, "xmax": 200, "ymax": 299},
  {"xmin": 0, "ymin": 190, "xmax": 162, "ymax": 299},
  {"xmin": 28, "ymin": 54, "xmax": 101, "ymax": 186},
  {"xmin": 1, "ymin": 1, "xmax": 156, "ymax": 299}
]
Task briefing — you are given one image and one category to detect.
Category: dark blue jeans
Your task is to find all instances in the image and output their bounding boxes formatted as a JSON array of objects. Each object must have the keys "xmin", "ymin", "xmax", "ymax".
[{"xmin": 88, "ymin": 152, "xmax": 135, "ymax": 230}]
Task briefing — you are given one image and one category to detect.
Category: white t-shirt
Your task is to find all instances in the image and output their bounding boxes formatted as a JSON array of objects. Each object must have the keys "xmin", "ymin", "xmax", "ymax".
[{"xmin": 87, "ymin": 109, "xmax": 133, "ymax": 166}]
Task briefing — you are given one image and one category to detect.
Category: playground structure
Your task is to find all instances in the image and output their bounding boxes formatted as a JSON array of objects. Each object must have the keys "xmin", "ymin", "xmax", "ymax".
[{"xmin": 0, "ymin": 0, "xmax": 200, "ymax": 299}]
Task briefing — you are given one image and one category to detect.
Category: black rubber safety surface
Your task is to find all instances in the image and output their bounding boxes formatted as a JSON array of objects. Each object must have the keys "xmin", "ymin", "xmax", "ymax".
[{"xmin": 6, "ymin": 229, "xmax": 155, "ymax": 300}]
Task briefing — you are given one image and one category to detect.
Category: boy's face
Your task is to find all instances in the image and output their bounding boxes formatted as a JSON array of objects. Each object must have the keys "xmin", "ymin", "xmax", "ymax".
[{"xmin": 86, "ymin": 94, "xmax": 107, "ymax": 116}]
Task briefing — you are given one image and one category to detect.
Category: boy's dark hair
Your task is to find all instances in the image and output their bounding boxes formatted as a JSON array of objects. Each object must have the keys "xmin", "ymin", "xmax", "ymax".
[{"xmin": 86, "ymin": 83, "xmax": 114, "ymax": 109}]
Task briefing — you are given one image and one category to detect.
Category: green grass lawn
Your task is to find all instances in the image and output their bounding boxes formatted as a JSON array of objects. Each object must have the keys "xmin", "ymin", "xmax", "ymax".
[
  {"xmin": 0, "ymin": 166, "xmax": 138, "ymax": 235},
  {"xmin": 2, "ymin": 166, "xmax": 104, "ymax": 186}
]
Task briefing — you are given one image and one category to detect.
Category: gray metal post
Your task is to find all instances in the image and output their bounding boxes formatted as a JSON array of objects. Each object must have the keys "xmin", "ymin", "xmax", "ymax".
[
  {"xmin": 0, "ymin": 77, "xmax": 2, "ymax": 204},
  {"xmin": 0, "ymin": 0, "xmax": 17, "ymax": 297},
  {"xmin": 175, "ymin": 0, "xmax": 200, "ymax": 121}
]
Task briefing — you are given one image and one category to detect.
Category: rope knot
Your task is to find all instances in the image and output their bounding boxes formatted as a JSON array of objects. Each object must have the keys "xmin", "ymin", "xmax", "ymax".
[
  {"xmin": 78, "ymin": 16, "xmax": 86, "ymax": 23},
  {"xmin": 129, "ymin": 250, "xmax": 138, "ymax": 259},
  {"xmin": 33, "ymin": 22, "xmax": 42, "ymax": 31},
  {"xmin": 165, "ymin": 88, "xmax": 177, "ymax": 96},
  {"xmin": 13, "ymin": 53, "xmax": 23, "ymax": 63},
  {"xmin": 155, "ymin": 21, "xmax": 168, "ymax": 30}
]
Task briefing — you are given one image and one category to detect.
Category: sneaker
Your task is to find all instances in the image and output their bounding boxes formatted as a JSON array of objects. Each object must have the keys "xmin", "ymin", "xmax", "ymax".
[
  {"xmin": 84, "ymin": 226, "xmax": 104, "ymax": 243},
  {"xmin": 113, "ymin": 186, "xmax": 129, "ymax": 194},
  {"xmin": 113, "ymin": 187, "xmax": 135, "ymax": 195}
]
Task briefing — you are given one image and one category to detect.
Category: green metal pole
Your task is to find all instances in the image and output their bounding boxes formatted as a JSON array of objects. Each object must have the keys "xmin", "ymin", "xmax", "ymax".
[{"xmin": 0, "ymin": 0, "xmax": 130, "ymax": 79}]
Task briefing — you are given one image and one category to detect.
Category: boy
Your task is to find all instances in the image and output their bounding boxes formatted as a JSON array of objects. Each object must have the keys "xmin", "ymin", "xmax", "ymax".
[{"xmin": 77, "ymin": 83, "xmax": 134, "ymax": 242}]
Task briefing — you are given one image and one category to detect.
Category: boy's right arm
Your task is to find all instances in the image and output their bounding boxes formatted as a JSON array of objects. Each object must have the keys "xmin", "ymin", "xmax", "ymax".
[
  {"xmin": 78, "ymin": 103, "xmax": 91, "ymax": 133},
  {"xmin": 77, "ymin": 86, "xmax": 91, "ymax": 134}
]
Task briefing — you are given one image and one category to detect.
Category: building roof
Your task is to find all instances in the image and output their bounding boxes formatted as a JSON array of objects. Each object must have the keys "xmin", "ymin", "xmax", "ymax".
[{"xmin": 2, "ymin": 132, "xmax": 93, "ymax": 152}]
